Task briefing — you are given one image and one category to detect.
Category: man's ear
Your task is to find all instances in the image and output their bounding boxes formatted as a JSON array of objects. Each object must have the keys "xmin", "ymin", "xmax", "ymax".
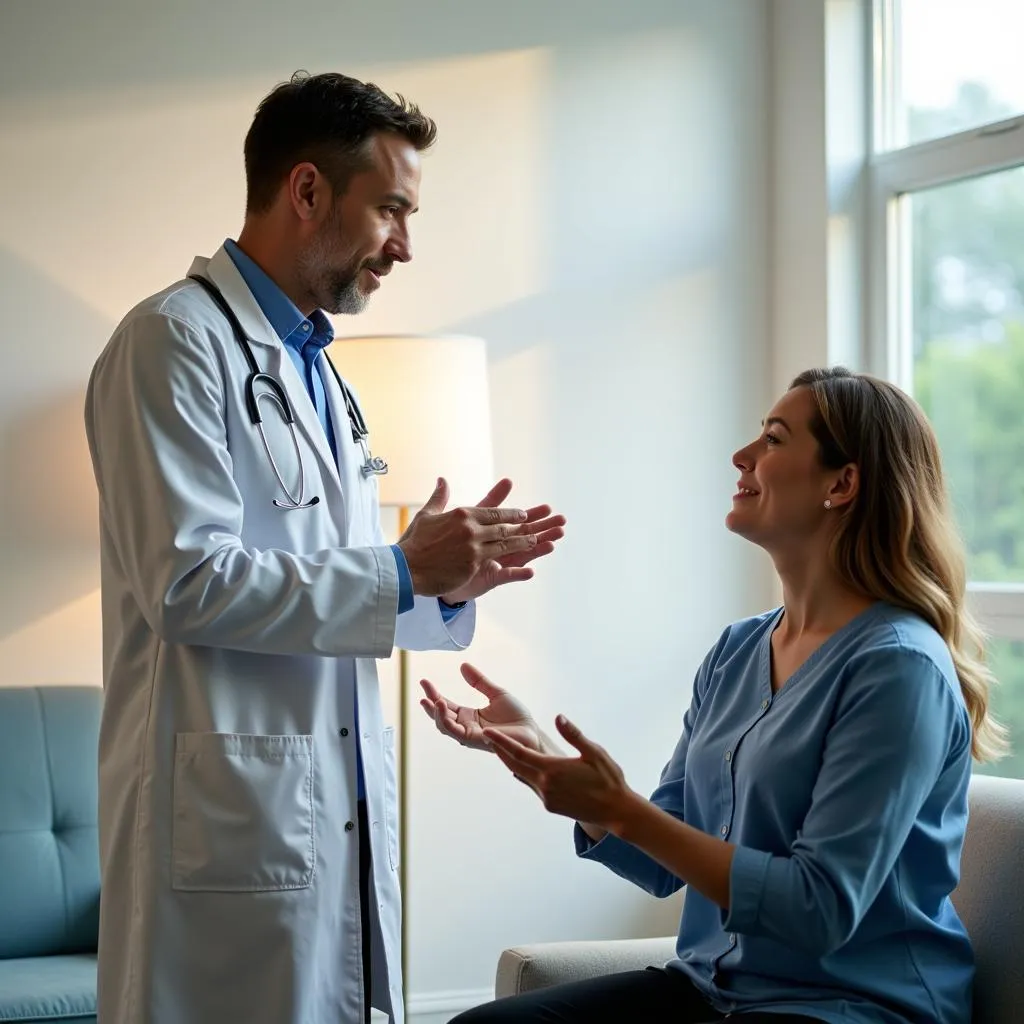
[{"xmin": 286, "ymin": 162, "xmax": 328, "ymax": 222}]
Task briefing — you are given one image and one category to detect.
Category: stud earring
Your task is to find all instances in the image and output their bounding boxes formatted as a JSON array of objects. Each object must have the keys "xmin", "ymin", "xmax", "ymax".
[{"xmin": 824, "ymin": 499, "xmax": 832, "ymax": 509}]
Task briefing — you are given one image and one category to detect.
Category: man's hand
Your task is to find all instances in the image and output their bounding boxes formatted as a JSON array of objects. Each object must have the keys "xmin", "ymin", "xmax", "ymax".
[
  {"xmin": 436, "ymin": 479, "xmax": 566, "ymax": 604},
  {"xmin": 397, "ymin": 478, "xmax": 565, "ymax": 600}
]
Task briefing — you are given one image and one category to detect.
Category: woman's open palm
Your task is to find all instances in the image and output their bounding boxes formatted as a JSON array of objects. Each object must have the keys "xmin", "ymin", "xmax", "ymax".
[{"xmin": 419, "ymin": 663, "xmax": 542, "ymax": 753}]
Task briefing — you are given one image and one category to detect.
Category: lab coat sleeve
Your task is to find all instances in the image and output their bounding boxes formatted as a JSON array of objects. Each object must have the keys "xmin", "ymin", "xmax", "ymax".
[
  {"xmin": 85, "ymin": 310, "xmax": 399, "ymax": 658},
  {"xmin": 375, "ymin": 517, "xmax": 476, "ymax": 653}
]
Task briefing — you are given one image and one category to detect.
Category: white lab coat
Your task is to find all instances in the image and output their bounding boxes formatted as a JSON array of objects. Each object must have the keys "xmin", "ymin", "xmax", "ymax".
[{"xmin": 84, "ymin": 245, "xmax": 474, "ymax": 1024}]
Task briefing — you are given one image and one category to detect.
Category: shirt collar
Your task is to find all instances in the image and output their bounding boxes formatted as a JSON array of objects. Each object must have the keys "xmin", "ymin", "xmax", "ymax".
[{"xmin": 223, "ymin": 238, "xmax": 334, "ymax": 351}]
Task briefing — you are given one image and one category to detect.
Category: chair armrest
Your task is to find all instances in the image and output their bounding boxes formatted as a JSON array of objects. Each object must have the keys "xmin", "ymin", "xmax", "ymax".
[{"xmin": 495, "ymin": 936, "xmax": 677, "ymax": 998}]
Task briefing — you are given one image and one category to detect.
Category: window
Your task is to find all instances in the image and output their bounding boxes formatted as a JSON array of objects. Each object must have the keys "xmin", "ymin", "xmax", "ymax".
[
  {"xmin": 975, "ymin": 638, "xmax": 1024, "ymax": 779},
  {"xmin": 879, "ymin": 0, "xmax": 1024, "ymax": 148},
  {"xmin": 871, "ymin": 0, "xmax": 1024, "ymax": 776}
]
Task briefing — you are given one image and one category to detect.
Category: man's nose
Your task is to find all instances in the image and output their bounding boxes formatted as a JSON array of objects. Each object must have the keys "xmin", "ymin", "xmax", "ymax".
[{"xmin": 385, "ymin": 231, "xmax": 412, "ymax": 264}]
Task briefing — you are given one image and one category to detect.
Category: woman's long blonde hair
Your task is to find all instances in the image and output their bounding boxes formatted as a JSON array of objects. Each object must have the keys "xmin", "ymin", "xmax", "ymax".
[{"xmin": 792, "ymin": 367, "xmax": 1008, "ymax": 762}]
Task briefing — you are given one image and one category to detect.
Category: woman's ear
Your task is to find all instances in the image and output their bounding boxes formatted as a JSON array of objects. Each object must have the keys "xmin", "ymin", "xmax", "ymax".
[{"xmin": 826, "ymin": 463, "xmax": 859, "ymax": 510}]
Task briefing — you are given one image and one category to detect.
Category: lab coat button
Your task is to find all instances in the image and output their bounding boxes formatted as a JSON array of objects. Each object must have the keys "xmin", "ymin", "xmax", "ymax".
[
  {"xmin": 345, "ymin": 820, "xmax": 355, "ymax": 832},
  {"xmin": 339, "ymin": 728, "xmax": 349, "ymax": 737}
]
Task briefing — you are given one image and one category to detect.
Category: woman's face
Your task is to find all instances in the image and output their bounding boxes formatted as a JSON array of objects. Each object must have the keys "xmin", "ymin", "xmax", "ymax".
[{"xmin": 726, "ymin": 386, "xmax": 848, "ymax": 550}]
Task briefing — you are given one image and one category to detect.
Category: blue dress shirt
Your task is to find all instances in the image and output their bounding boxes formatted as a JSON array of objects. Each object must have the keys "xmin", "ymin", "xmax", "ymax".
[
  {"xmin": 223, "ymin": 238, "xmax": 422, "ymax": 613},
  {"xmin": 578, "ymin": 603, "xmax": 974, "ymax": 1024}
]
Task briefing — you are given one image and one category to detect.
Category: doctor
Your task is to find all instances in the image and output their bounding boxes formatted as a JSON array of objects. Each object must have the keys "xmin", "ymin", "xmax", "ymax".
[{"xmin": 84, "ymin": 70, "xmax": 565, "ymax": 1024}]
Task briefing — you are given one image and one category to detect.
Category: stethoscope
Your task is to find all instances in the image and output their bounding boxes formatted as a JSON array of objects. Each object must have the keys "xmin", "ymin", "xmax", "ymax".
[{"xmin": 188, "ymin": 274, "xmax": 388, "ymax": 510}]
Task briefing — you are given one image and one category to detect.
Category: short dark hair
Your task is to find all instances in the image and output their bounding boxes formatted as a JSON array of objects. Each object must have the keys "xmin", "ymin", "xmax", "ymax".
[{"xmin": 243, "ymin": 70, "xmax": 437, "ymax": 214}]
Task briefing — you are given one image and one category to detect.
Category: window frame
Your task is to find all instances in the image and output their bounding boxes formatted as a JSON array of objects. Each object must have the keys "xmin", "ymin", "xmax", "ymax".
[{"xmin": 867, "ymin": 0, "xmax": 1024, "ymax": 630}]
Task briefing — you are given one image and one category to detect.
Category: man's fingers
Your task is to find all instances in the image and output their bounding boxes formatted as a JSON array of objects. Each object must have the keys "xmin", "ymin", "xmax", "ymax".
[
  {"xmin": 420, "ymin": 477, "xmax": 450, "ymax": 515},
  {"xmin": 494, "ymin": 567, "xmax": 534, "ymax": 587},
  {"xmin": 476, "ymin": 478, "xmax": 513, "ymax": 508},
  {"xmin": 515, "ymin": 535, "xmax": 560, "ymax": 559},
  {"xmin": 525, "ymin": 515, "xmax": 566, "ymax": 535},
  {"xmin": 523, "ymin": 507, "xmax": 565, "ymax": 528},
  {"xmin": 486, "ymin": 534, "xmax": 539, "ymax": 556},
  {"xmin": 460, "ymin": 663, "xmax": 506, "ymax": 701},
  {"xmin": 472, "ymin": 506, "xmax": 528, "ymax": 526}
]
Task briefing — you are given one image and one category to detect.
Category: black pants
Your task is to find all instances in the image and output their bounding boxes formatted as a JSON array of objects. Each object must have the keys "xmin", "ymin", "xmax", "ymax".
[
  {"xmin": 358, "ymin": 799, "xmax": 373, "ymax": 1024},
  {"xmin": 449, "ymin": 967, "xmax": 827, "ymax": 1023}
]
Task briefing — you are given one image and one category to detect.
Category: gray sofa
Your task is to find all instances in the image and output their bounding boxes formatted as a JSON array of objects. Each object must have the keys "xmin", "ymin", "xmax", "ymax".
[{"xmin": 496, "ymin": 774, "xmax": 1024, "ymax": 1024}]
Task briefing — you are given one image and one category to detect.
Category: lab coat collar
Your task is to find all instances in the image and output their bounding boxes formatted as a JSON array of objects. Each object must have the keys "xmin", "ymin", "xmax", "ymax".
[
  {"xmin": 188, "ymin": 246, "xmax": 350, "ymax": 529},
  {"xmin": 188, "ymin": 245, "xmax": 280, "ymax": 351}
]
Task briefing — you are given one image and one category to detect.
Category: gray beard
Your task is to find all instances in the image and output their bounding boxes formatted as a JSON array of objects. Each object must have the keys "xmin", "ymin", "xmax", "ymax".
[{"xmin": 322, "ymin": 272, "xmax": 367, "ymax": 315}]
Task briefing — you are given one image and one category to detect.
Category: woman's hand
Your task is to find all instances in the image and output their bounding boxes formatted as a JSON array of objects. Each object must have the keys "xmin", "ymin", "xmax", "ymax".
[
  {"xmin": 482, "ymin": 714, "xmax": 641, "ymax": 834},
  {"xmin": 418, "ymin": 663, "xmax": 551, "ymax": 754}
]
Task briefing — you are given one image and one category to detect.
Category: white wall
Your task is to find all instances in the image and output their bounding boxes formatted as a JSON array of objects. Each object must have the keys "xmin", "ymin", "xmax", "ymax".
[{"xmin": 0, "ymin": 0, "xmax": 775, "ymax": 1015}]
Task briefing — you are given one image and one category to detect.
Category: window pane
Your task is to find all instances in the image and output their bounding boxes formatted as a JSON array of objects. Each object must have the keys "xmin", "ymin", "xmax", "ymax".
[
  {"xmin": 974, "ymin": 638, "xmax": 1024, "ymax": 780},
  {"xmin": 907, "ymin": 166, "xmax": 1024, "ymax": 584},
  {"xmin": 897, "ymin": 0, "xmax": 1024, "ymax": 146}
]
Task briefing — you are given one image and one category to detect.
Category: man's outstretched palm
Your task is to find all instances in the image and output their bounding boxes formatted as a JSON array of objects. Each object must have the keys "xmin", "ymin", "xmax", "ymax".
[{"xmin": 419, "ymin": 663, "xmax": 543, "ymax": 753}]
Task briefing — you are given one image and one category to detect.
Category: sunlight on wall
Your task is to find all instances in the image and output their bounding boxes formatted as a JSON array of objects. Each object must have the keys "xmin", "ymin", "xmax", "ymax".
[
  {"xmin": 335, "ymin": 49, "xmax": 551, "ymax": 336},
  {"xmin": 0, "ymin": 590, "xmax": 101, "ymax": 687}
]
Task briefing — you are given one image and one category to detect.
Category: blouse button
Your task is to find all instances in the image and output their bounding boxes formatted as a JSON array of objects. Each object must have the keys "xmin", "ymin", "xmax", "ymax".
[
  {"xmin": 724, "ymin": 750, "xmax": 732, "ymax": 761},
  {"xmin": 760, "ymin": 699, "xmax": 769, "ymax": 710}
]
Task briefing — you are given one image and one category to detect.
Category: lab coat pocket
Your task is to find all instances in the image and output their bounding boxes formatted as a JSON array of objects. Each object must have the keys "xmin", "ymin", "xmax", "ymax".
[
  {"xmin": 382, "ymin": 726, "xmax": 399, "ymax": 872},
  {"xmin": 171, "ymin": 732, "xmax": 315, "ymax": 892}
]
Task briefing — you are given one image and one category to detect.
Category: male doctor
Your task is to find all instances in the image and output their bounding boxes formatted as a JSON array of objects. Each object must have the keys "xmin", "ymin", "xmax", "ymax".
[{"xmin": 84, "ymin": 71, "xmax": 564, "ymax": 1024}]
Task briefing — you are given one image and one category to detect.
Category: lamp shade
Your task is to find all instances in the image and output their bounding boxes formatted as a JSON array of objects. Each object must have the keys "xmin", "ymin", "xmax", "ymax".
[{"xmin": 329, "ymin": 334, "xmax": 494, "ymax": 508}]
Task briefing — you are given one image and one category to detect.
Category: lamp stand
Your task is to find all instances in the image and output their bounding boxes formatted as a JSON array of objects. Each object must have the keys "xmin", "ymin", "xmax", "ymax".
[{"xmin": 397, "ymin": 504, "xmax": 411, "ymax": 1016}]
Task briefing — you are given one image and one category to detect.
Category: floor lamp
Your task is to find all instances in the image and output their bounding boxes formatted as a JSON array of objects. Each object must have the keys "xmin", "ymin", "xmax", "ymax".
[{"xmin": 329, "ymin": 334, "xmax": 494, "ymax": 1009}]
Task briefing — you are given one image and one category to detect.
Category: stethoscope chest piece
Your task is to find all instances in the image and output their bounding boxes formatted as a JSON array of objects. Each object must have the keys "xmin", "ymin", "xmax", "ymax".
[{"xmin": 188, "ymin": 273, "xmax": 386, "ymax": 509}]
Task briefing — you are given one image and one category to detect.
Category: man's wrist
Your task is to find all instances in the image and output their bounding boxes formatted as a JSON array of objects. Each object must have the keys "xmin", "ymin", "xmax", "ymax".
[{"xmin": 439, "ymin": 596, "xmax": 468, "ymax": 609}]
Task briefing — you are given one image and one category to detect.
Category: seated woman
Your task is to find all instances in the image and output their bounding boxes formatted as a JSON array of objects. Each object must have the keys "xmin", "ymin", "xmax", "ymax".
[{"xmin": 419, "ymin": 367, "xmax": 1006, "ymax": 1024}]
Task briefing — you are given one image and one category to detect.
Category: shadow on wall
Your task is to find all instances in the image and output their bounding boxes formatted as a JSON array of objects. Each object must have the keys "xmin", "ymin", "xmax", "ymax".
[{"xmin": 0, "ymin": 246, "xmax": 110, "ymax": 640}]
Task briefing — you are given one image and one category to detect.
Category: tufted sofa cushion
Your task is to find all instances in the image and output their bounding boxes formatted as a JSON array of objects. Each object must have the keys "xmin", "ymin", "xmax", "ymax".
[
  {"xmin": 0, "ymin": 687, "xmax": 102, "ymax": 960},
  {"xmin": 0, "ymin": 954, "xmax": 96, "ymax": 1022}
]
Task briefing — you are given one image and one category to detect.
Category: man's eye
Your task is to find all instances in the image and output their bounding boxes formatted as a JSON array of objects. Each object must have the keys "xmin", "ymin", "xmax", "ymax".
[{"xmin": 765, "ymin": 433, "xmax": 781, "ymax": 445}]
